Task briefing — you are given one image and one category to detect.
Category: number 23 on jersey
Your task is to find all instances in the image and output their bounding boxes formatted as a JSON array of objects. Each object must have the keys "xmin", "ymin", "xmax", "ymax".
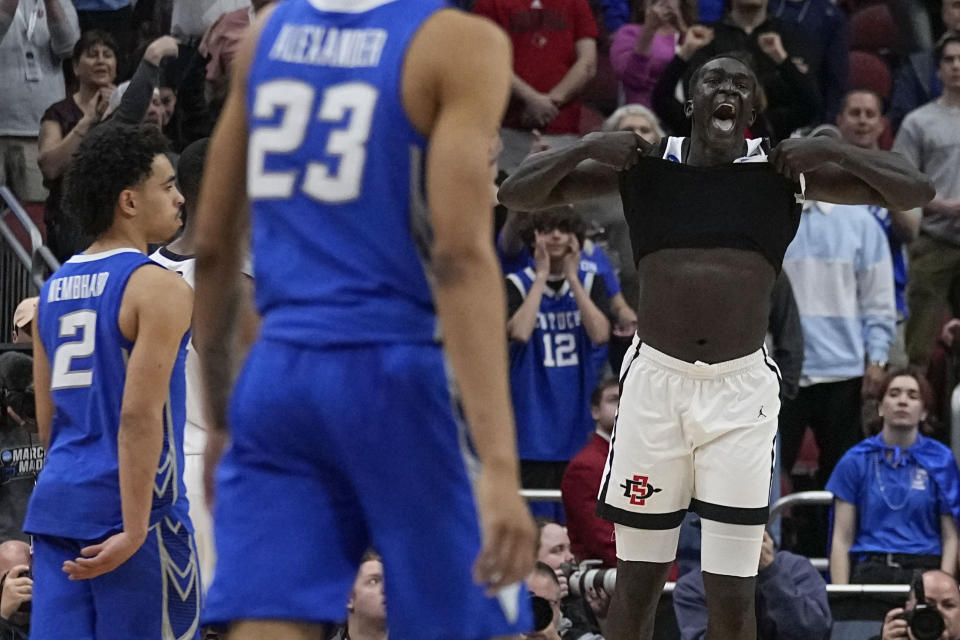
[{"xmin": 248, "ymin": 79, "xmax": 378, "ymax": 204}]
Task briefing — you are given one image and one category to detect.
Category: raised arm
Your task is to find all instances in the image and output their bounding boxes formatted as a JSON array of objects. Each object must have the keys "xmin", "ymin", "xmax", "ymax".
[
  {"xmin": 564, "ymin": 238, "xmax": 610, "ymax": 344},
  {"xmin": 769, "ymin": 137, "xmax": 935, "ymax": 211},
  {"xmin": 507, "ymin": 238, "xmax": 550, "ymax": 343},
  {"xmin": 497, "ymin": 130, "xmax": 649, "ymax": 210},
  {"xmin": 109, "ymin": 36, "xmax": 179, "ymax": 125},
  {"xmin": 43, "ymin": 0, "xmax": 80, "ymax": 58}
]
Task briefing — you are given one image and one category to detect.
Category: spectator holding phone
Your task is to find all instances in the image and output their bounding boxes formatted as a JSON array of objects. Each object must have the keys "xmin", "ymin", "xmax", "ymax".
[{"xmin": 610, "ymin": 0, "xmax": 696, "ymax": 108}]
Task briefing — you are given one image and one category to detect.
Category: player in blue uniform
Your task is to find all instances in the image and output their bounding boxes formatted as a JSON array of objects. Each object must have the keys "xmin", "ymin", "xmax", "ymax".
[
  {"xmin": 191, "ymin": 1, "xmax": 536, "ymax": 639},
  {"xmin": 26, "ymin": 123, "xmax": 199, "ymax": 640}
]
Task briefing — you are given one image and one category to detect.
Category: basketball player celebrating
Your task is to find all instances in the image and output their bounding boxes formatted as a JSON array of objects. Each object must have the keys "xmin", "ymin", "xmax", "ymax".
[
  {"xmin": 25, "ymin": 123, "xmax": 200, "ymax": 639},
  {"xmin": 192, "ymin": 1, "xmax": 537, "ymax": 639},
  {"xmin": 498, "ymin": 54, "xmax": 935, "ymax": 640}
]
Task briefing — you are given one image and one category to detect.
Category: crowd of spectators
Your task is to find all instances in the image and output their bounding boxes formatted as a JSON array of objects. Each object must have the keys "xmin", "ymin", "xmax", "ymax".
[{"xmin": 2, "ymin": 0, "xmax": 960, "ymax": 636}]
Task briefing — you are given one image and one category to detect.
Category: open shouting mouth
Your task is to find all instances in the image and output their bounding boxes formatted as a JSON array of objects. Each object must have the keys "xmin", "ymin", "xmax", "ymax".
[{"xmin": 711, "ymin": 103, "xmax": 737, "ymax": 132}]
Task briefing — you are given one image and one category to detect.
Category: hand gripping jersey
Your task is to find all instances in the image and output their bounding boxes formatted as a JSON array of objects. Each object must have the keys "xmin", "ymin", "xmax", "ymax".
[
  {"xmin": 24, "ymin": 249, "xmax": 191, "ymax": 540},
  {"xmin": 247, "ymin": 0, "xmax": 446, "ymax": 348},
  {"xmin": 619, "ymin": 136, "xmax": 804, "ymax": 272}
]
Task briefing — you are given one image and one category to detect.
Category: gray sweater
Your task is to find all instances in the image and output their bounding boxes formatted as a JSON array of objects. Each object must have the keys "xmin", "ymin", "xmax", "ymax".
[
  {"xmin": 893, "ymin": 100, "xmax": 960, "ymax": 246},
  {"xmin": 0, "ymin": 0, "xmax": 80, "ymax": 136}
]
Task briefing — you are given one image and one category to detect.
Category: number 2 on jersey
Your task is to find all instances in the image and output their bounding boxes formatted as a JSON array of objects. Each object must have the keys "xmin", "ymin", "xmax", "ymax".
[
  {"xmin": 50, "ymin": 310, "xmax": 97, "ymax": 390},
  {"xmin": 248, "ymin": 79, "xmax": 378, "ymax": 203}
]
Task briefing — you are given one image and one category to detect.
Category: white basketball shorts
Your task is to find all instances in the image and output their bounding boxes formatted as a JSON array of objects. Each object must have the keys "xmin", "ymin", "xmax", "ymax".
[{"xmin": 596, "ymin": 336, "xmax": 780, "ymax": 577}]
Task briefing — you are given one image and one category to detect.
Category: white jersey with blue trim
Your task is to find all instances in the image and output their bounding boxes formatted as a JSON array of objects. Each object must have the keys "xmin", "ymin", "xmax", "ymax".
[{"xmin": 661, "ymin": 136, "xmax": 806, "ymax": 196}]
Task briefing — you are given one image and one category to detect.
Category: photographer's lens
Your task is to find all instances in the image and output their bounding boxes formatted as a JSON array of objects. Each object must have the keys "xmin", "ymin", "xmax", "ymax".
[{"xmin": 910, "ymin": 606, "xmax": 946, "ymax": 640}]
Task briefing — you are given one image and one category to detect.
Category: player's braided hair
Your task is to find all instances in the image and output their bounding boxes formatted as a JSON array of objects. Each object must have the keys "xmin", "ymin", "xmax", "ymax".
[{"xmin": 63, "ymin": 123, "xmax": 169, "ymax": 239}]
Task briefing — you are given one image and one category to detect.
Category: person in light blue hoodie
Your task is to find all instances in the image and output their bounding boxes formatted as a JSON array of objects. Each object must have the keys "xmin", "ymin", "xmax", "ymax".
[{"xmin": 779, "ymin": 160, "xmax": 897, "ymax": 488}]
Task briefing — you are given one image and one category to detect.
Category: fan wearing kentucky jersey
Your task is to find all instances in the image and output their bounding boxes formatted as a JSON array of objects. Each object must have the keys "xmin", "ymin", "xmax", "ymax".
[
  {"xmin": 25, "ymin": 123, "xmax": 199, "ymax": 640},
  {"xmin": 191, "ymin": 1, "xmax": 536, "ymax": 639},
  {"xmin": 498, "ymin": 53, "xmax": 935, "ymax": 640}
]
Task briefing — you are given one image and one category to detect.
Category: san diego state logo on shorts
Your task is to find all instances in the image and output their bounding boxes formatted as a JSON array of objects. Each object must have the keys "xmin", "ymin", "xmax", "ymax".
[{"xmin": 620, "ymin": 474, "xmax": 661, "ymax": 506}]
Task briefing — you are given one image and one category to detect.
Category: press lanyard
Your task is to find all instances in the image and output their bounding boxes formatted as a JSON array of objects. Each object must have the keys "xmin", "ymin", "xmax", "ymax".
[{"xmin": 24, "ymin": 0, "xmax": 40, "ymax": 42}]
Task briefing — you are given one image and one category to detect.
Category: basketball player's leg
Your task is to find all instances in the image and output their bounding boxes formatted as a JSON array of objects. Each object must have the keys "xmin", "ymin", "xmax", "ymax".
[
  {"xmin": 606, "ymin": 558, "xmax": 672, "ymax": 640},
  {"xmin": 203, "ymin": 340, "xmax": 372, "ymax": 630},
  {"xmin": 30, "ymin": 534, "xmax": 96, "ymax": 640},
  {"xmin": 349, "ymin": 343, "xmax": 531, "ymax": 640},
  {"xmin": 89, "ymin": 518, "xmax": 201, "ymax": 640},
  {"xmin": 702, "ymin": 572, "xmax": 757, "ymax": 640},
  {"xmin": 690, "ymin": 358, "xmax": 779, "ymax": 640},
  {"xmin": 597, "ymin": 339, "xmax": 694, "ymax": 640}
]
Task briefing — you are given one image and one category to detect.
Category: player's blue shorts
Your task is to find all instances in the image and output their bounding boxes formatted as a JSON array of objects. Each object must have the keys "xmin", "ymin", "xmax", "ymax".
[
  {"xmin": 203, "ymin": 339, "xmax": 532, "ymax": 639},
  {"xmin": 31, "ymin": 517, "xmax": 201, "ymax": 640}
]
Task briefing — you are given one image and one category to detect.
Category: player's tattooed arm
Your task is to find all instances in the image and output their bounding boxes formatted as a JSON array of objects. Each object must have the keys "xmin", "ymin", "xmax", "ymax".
[
  {"xmin": 498, "ymin": 131, "xmax": 651, "ymax": 210},
  {"xmin": 770, "ymin": 137, "xmax": 935, "ymax": 211}
]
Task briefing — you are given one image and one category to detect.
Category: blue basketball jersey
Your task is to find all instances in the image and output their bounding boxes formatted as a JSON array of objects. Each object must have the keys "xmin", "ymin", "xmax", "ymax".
[
  {"xmin": 24, "ymin": 249, "xmax": 191, "ymax": 540},
  {"xmin": 247, "ymin": 0, "xmax": 446, "ymax": 348},
  {"xmin": 507, "ymin": 267, "xmax": 600, "ymax": 461}
]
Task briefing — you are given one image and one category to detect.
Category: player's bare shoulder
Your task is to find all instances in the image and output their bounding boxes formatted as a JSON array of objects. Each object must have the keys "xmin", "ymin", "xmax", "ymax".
[
  {"xmin": 413, "ymin": 7, "xmax": 510, "ymax": 62},
  {"xmin": 136, "ymin": 263, "xmax": 192, "ymax": 302},
  {"xmin": 119, "ymin": 264, "xmax": 193, "ymax": 340},
  {"xmin": 402, "ymin": 8, "xmax": 511, "ymax": 134}
]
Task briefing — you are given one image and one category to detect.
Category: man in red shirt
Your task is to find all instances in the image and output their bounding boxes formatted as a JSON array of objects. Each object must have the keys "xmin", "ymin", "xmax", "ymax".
[
  {"xmin": 562, "ymin": 377, "xmax": 619, "ymax": 568},
  {"xmin": 473, "ymin": 0, "xmax": 598, "ymax": 171}
]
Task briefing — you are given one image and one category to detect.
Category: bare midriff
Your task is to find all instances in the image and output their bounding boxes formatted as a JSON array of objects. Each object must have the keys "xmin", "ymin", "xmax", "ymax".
[{"xmin": 634, "ymin": 247, "xmax": 775, "ymax": 364}]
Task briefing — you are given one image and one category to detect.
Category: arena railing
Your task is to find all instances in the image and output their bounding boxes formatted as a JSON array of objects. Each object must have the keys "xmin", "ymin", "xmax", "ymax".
[
  {"xmin": 0, "ymin": 187, "xmax": 59, "ymax": 341},
  {"xmin": 519, "ymin": 489, "xmax": 563, "ymax": 502},
  {"xmin": 519, "ymin": 488, "xmax": 836, "ymax": 570},
  {"xmin": 524, "ymin": 487, "xmax": 907, "ymax": 637},
  {"xmin": 519, "ymin": 489, "xmax": 835, "ymax": 521}
]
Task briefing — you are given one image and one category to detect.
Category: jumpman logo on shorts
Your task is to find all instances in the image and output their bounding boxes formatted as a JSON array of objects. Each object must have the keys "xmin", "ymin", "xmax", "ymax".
[{"xmin": 757, "ymin": 406, "xmax": 766, "ymax": 420}]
